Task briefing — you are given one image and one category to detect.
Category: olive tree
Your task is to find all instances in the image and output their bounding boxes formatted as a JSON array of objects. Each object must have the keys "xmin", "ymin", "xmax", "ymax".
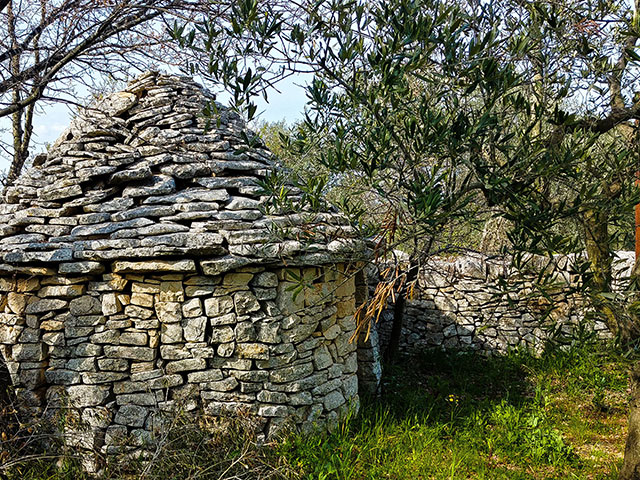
[{"xmin": 175, "ymin": 0, "xmax": 640, "ymax": 475}]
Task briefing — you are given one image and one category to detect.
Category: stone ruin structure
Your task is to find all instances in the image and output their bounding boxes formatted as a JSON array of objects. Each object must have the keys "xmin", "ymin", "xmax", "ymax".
[{"xmin": 0, "ymin": 72, "xmax": 381, "ymax": 454}]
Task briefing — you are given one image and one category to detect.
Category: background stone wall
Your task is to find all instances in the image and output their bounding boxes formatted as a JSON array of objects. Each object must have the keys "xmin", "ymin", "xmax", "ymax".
[
  {"xmin": 0, "ymin": 260, "xmax": 370, "ymax": 454},
  {"xmin": 376, "ymin": 252, "xmax": 635, "ymax": 355}
]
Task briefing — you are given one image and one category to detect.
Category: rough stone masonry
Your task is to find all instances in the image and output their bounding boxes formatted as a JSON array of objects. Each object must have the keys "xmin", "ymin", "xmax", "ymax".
[
  {"xmin": 0, "ymin": 72, "xmax": 381, "ymax": 455},
  {"xmin": 375, "ymin": 252, "xmax": 634, "ymax": 355}
]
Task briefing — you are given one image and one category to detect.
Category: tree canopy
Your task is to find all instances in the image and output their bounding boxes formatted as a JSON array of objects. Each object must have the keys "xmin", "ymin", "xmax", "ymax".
[{"xmin": 175, "ymin": 2, "xmax": 640, "ymax": 476}]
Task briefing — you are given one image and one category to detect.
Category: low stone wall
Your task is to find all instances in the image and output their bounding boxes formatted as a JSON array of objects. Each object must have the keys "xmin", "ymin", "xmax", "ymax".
[
  {"xmin": 376, "ymin": 252, "xmax": 635, "ymax": 355},
  {"xmin": 0, "ymin": 261, "xmax": 373, "ymax": 455}
]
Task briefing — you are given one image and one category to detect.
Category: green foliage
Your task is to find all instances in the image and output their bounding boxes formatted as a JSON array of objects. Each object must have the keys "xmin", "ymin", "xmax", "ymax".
[{"xmin": 175, "ymin": 0, "xmax": 640, "ymax": 277}]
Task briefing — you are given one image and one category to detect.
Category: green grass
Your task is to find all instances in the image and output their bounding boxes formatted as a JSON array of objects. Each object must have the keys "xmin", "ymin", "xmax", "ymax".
[
  {"xmin": 279, "ymin": 344, "xmax": 632, "ymax": 480},
  {"xmin": 2, "ymin": 342, "xmax": 634, "ymax": 479}
]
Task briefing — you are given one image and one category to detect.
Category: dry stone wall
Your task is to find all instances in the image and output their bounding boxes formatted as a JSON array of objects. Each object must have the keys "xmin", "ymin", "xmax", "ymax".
[
  {"xmin": 0, "ymin": 261, "xmax": 362, "ymax": 453},
  {"xmin": 376, "ymin": 252, "xmax": 634, "ymax": 355}
]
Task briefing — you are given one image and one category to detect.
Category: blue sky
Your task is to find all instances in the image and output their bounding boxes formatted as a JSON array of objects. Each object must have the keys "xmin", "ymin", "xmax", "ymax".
[{"xmin": 0, "ymin": 74, "xmax": 309, "ymax": 172}]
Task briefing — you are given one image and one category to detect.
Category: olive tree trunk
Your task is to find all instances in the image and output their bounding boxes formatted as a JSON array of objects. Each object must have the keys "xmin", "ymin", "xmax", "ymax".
[
  {"xmin": 621, "ymin": 362, "xmax": 640, "ymax": 479},
  {"xmin": 384, "ymin": 263, "xmax": 419, "ymax": 364}
]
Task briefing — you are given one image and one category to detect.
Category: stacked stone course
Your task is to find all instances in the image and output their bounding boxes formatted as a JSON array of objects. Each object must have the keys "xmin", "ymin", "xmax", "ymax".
[
  {"xmin": 0, "ymin": 72, "xmax": 378, "ymax": 454},
  {"xmin": 0, "ymin": 263, "xmax": 361, "ymax": 451},
  {"xmin": 376, "ymin": 252, "xmax": 634, "ymax": 355}
]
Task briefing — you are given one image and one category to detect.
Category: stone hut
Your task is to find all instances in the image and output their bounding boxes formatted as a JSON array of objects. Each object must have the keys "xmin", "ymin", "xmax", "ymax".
[{"xmin": 0, "ymin": 72, "xmax": 380, "ymax": 452}]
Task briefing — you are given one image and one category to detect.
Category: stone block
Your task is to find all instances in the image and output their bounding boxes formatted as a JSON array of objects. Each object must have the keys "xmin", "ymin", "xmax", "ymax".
[
  {"xmin": 288, "ymin": 322, "xmax": 318, "ymax": 343},
  {"xmin": 120, "ymin": 331, "xmax": 148, "ymax": 346},
  {"xmin": 236, "ymin": 343, "xmax": 269, "ymax": 360},
  {"xmin": 69, "ymin": 295, "xmax": 102, "ymax": 315},
  {"xmin": 203, "ymin": 377, "xmax": 238, "ymax": 392},
  {"xmin": 204, "ymin": 295, "xmax": 234, "ymax": 317},
  {"xmin": 183, "ymin": 316, "xmax": 206, "ymax": 342},
  {"xmin": 39, "ymin": 285, "xmax": 86, "ymax": 298},
  {"xmin": 253, "ymin": 272, "xmax": 278, "ymax": 288},
  {"xmin": 160, "ymin": 345, "xmax": 191, "ymax": 360},
  {"xmin": 112, "ymin": 259, "xmax": 196, "ymax": 273},
  {"xmin": 336, "ymin": 298, "xmax": 356, "ymax": 318},
  {"xmin": 234, "ymin": 291, "xmax": 260, "ymax": 314},
  {"xmin": 257, "ymin": 391, "xmax": 287, "ymax": 403},
  {"xmin": 235, "ymin": 322, "xmax": 256, "ymax": 342},
  {"xmin": 115, "ymin": 405, "xmax": 149, "ymax": 428},
  {"xmin": 342, "ymin": 374, "xmax": 358, "ymax": 398},
  {"xmin": 43, "ymin": 331, "xmax": 65, "ymax": 346},
  {"xmin": 40, "ymin": 319, "xmax": 64, "ymax": 331},
  {"xmin": 125, "ymin": 305, "xmax": 154, "ymax": 320},
  {"xmin": 102, "ymin": 293, "xmax": 121, "ymax": 315},
  {"xmin": 104, "ymin": 345, "xmax": 155, "ymax": 361},
  {"xmin": 254, "ymin": 288, "xmax": 277, "ymax": 300},
  {"xmin": 91, "ymin": 330, "xmax": 119, "ymax": 344},
  {"xmin": 45, "ymin": 369, "xmax": 81, "ymax": 385},
  {"xmin": 335, "ymin": 278, "xmax": 355, "ymax": 298},
  {"xmin": 132, "ymin": 282, "xmax": 160, "ymax": 294},
  {"xmin": 0, "ymin": 324, "xmax": 23, "ymax": 344},
  {"xmin": 18, "ymin": 369, "xmax": 46, "ymax": 389},
  {"xmin": 17, "ymin": 278, "xmax": 40, "ymax": 292},
  {"xmin": 200, "ymin": 256, "xmax": 251, "ymax": 276},
  {"xmin": 269, "ymin": 362, "xmax": 313, "ymax": 384},
  {"xmin": 116, "ymin": 392, "xmax": 162, "ymax": 406},
  {"xmin": 185, "ymin": 285, "xmax": 216, "ymax": 297},
  {"xmin": 276, "ymin": 282, "xmax": 304, "ymax": 314},
  {"xmin": 131, "ymin": 293, "xmax": 154, "ymax": 308},
  {"xmin": 82, "ymin": 372, "xmax": 128, "ymax": 384},
  {"xmin": 82, "ymin": 407, "xmax": 113, "ymax": 429},
  {"xmin": 68, "ymin": 385, "xmax": 111, "ymax": 407},
  {"xmin": 165, "ymin": 358, "xmax": 206, "ymax": 374},
  {"xmin": 209, "ymin": 312, "xmax": 236, "ymax": 326},
  {"xmin": 187, "ymin": 369, "xmax": 223, "ymax": 383},
  {"xmin": 258, "ymin": 405, "xmax": 288, "ymax": 417},
  {"xmin": 59, "ymin": 262, "xmax": 104, "ymax": 274},
  {"xmin": 323, "ymin": 390, "xmax": 346, "ymax": 411},
  {"xmin": 25, "ymin": 298, "xmax": 67, "ymax": 314},
  {"xmin": 155, "ymin": 301, "xmax": 181, "ymax": 323},
  {"xmin": 257, "ymin": 323, "xmax": 280, "ymax": 344},
  {"xmin": 66, "ymin": 357, "xmax": 96, "ymax": 371},
  {"xmin": 7, "ymin": 292, "xmax": 27, "ymax": 314},
  {"xmin": 210, "ymin": 326, "xmax": 234, "ymax": 343},
  {"xmin": 217, "ymin": 342, "xmax": 235, "ymax": 357},
  {"xmin": 157, "ymin": 281, "xmax": 185, "ymax": 303},
  {"xmin": 182, "ymin": 298, "xmax": 203, "ymax": 317},
  {"xmin": 289, "ymin": 391, "xmax": 313, "ymax": 406},
  {"xmin": 98, "ymin": 358, "xmax": 129, "ymax": 371},
  {"xmin": 161, "ymin": 323, "xmax": 183, "ymax": 344},
  {"xmin": 323, "ymin": 324, "xmax": 341, "ymax": 340},
  {"xmin": 13, "ymin": 343, "xmax": 46, "ymax": 361},
  {"xmin": 313, "ymin": 345, "xmax": 332, "ymax": 370}
]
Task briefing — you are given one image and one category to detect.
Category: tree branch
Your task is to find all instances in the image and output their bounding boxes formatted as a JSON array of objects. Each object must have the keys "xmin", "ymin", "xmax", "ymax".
[
  {"xmin": 0, "ymin": 7, "xmax": 162, "ymax": 118},
  {"xmin": 0, "ymin": 1, "xmax": 81, "ymax": 65}
]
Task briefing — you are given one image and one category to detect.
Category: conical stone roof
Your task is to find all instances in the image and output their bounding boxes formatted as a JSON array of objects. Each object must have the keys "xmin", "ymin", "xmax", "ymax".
[{"xmin": 0, "ymin": 72, "xmax": 362, "ymax": 275}]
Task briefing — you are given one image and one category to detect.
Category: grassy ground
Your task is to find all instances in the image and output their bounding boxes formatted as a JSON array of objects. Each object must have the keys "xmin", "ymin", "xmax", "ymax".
[
  {"xmin": 2, "ymin": 342, "xmax": 634, "ymax": 479},
  {"xmin": 280, "ymin": 344, "xmax": 631, "ymax": 480}
]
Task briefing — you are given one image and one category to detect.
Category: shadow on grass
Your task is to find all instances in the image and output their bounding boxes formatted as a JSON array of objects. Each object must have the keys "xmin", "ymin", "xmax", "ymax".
[{"xmin": 378, "ymin": 349, "xmax": 532, "ymax": 423}]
